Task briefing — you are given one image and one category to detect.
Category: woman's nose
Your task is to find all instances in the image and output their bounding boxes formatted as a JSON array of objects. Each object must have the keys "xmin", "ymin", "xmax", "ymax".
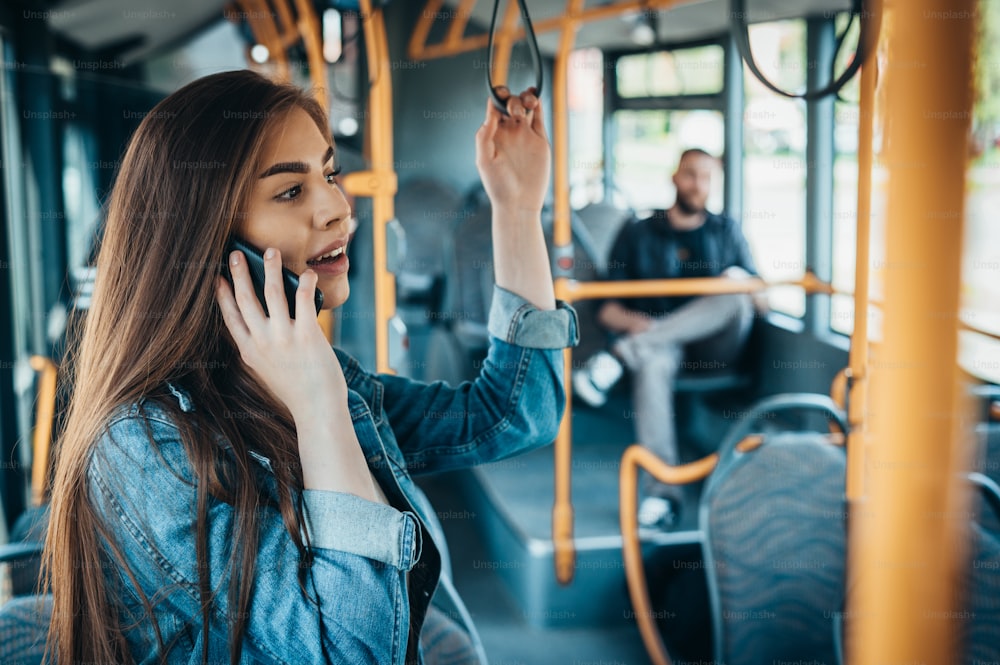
[{"xmin": 314, "ymin": 183, "xmax": 352, "ymax": 230}]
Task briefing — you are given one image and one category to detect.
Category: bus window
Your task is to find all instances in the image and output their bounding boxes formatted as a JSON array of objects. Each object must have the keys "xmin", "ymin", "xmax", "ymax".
[
  {"xmin": 568, "ymin": 48, "xmax": 604, "ymax": 209},
  {"xmin": 961, "ymin": 1, "xmax": 1000, "ymax": 383},
  {"xmin": 609, "ymin": 43, "xmax": 726, "ymax": 213},
  {"xmin": 613, "ymin": 108, "xmax": 724, "ymax": 211},
  {"xmin": 831, "ymin": 15, "xmax": 862, "ymax": 335},
  {"xmin": 615, "ymin": 44, "xmax": 724, "ymax": 98},
  {"xmin": 53, "ymin": 58, "xmax": 103, "ymax": 274},
  {"xmin": 741, "ymin": 19, "xmax": 807, "ymax": 318}
]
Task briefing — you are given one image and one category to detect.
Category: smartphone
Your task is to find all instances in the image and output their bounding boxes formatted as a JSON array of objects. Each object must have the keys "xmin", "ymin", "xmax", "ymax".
[{"xmin": 222, "ymin": 237, "xmax": 323, "ymax": 319}]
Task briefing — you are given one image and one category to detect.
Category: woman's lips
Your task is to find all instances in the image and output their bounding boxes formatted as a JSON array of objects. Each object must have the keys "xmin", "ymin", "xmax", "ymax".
[{"xmin": 307, "ymin": 251, "xmax": 349, "ymax": 276}]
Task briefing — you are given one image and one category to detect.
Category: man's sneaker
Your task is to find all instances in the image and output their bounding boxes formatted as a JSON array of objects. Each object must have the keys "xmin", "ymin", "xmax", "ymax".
[
  {"xmin": 572, "ymin": 351, "xmax": 624, "ymax": 408},
  {"xmin": 638, "ymin": 497, "xmax": 680, "ymax": 530}
]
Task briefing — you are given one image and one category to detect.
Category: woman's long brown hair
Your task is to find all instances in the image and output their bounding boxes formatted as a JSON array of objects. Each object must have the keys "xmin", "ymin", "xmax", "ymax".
[{"xmin": 44, "ymin": 69, "xmax": 332, "ymax": 665}]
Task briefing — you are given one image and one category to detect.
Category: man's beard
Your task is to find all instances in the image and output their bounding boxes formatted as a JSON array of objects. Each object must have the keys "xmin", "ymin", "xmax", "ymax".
[{"xmin": 675, "ymin": 192, "xmax": 705, "ymax": 215}]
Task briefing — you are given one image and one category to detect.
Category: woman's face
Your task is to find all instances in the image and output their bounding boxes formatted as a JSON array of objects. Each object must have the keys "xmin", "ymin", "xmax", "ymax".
[{"xmin": 241, "ymin": 106, "xmax": 353, "ymax": 310}]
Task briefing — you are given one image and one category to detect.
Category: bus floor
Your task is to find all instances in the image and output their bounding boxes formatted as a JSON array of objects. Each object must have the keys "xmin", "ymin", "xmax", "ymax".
[
  {"xmin": 415, "ymin": 390, "xmax": 727, "ymax": 665},
  {"xmin": 419, "ymin": 468, "xmax": 656, "ymax": 665}
]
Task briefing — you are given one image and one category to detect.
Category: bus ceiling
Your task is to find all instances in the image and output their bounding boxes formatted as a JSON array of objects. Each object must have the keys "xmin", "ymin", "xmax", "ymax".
[
  {"xmin": 31, "ymin": 0, "xmax": 234, "ymax": 66},
  {"xmin": 411, "ymin": 0, "xmax": 854, "ymax": 59},
  {"xmin": 33, "ymin": 0, "xmax": 857, "ymax": 67}
]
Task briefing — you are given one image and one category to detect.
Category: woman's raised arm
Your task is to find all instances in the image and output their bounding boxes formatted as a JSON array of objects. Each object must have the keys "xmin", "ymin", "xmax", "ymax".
[{"xmin": 475, "ymin": 88, "xmax": 556, "ymax": 312}]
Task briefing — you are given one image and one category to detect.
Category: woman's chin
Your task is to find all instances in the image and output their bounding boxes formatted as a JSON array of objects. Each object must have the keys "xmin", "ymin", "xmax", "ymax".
[{"xmin": 319, "ymin": 280, "xmax": 349, "ymax": 310}]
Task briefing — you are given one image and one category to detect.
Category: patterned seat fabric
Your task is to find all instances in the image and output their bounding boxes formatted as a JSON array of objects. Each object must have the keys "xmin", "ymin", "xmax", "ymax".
[
  {"xmin": 704, "ymin": 432, "xmax": 847, "ymax": 664},
  {"xmin": 962, "ymin": 475, "xmax": 1000, "ymax": 664},
  {"xmin": 0, "ymin": 594, "xmax": 50, "ymax": 665}
]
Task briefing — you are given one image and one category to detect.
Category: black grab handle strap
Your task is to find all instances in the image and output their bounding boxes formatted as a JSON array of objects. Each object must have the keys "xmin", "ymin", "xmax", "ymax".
[
  {"xmin": 487, "ymin": 0, "xmax": 543, "ymax": 114},
  {"xmin": 731, "ymin": 0, "xmax": 878, "ymax": 102}
]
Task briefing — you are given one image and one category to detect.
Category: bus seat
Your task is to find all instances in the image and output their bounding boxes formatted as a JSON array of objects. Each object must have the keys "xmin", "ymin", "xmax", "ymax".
[
  {"xmin": 0, "ymin": 352, "xmax": 56, "ymax": 664},
  {"xmin": 394, "ymin": 177, "xmax": 463, "ymax": 313},
  {"xmin": 2, "ymin": 356, "xmax": 58, "ymax": 599},
  {"xmin": 427, "ymin": 186, "xmax": 603, "ymax": 384},
  {"xmin": 573, "ymin": 200, "xmax": 634, "ymax": 270},
  {"xmin": 424, "ymin": 187, "xmax": 493, "ymax": 385},
  {"xmin": 701, "ymin": 394, "xmax": 846, "ymax": 664},
  {"xmin": 624, "ymin": 394, "xmax": 847, "ymax": 665},
  {"xmin": 0, "ymin": 543, "xmax": 48, "ymax": 665},
  {"xmin": 975, "ymin": 422, "xmax": 1000, "ymax": 533},
  {"xmin": 961, "ymin": 473, "xmax": 1000, "ymax": 664},
  {"xmin": 8, "ymin": 506, "xmax": 48, "ymax": 598},
  {"xmin": 836, "ymin": 473, "xmax": 1000, "ymax": 664}
]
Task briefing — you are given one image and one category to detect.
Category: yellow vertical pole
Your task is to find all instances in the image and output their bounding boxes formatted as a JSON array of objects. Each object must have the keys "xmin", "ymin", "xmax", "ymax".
[
  {"xmin": 445, "ymin": 0, "xmax": 477, "ymax": 47},
  {"xmin": 408, "ymin": 0, "xmax": 444, "ymax": 60},
  {"xmin": 357, "ymin": 0, "xmax": 397, "ymax": 373},
  {"xmin": 29, "ymin": 356, "xmax": 57, "ymax": 505},
  {"xmin": 489, "ymin": 0, "xmax": 522, "ymax": 88},
  {"xmin": 239, "ymin": 0, "xmax": 291, "ymax": 80},
  {"xmin": 848, "ymin": 0, "xmax": 976, "ymax": 662},
  {"xmin": 845, "ymin": 3, "xmax": 878, "ymax": 501},
  {"xmin": 480, "ymin": 0, "xmax": 523, "ymax": 93},
  {"xmin": 293, "ymin": 0, "xmax": 328, "ymax": 108},
  {"xmin": 552, "ymin": 0, "xmax": 584, "ymax": 585}
]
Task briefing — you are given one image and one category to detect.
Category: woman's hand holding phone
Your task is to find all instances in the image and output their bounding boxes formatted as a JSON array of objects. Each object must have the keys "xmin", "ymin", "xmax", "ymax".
[
  {"xmin": 216, "ymin": 247, "xmax": 343, "ymax": 420},
  {"xmin": 222, "ymin": 237, "xmax": 322, "ymax": 319},
  {"xmin": 215, "ymin": 248, "xmax": 382, "ymax": 501}
]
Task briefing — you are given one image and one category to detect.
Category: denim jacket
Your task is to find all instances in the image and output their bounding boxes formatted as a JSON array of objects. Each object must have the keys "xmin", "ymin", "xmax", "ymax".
[{"xmin": 86, "ymin": 286, "xmax": 578, "ymax": 665}]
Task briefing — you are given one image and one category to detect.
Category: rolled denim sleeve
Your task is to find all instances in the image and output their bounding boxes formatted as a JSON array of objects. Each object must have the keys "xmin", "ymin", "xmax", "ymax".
[
  {"xmin": 486, "ymin": 285, "xmax": 579, "ymax": 349},
  {"xmin": 377, "ymin": 288, "xmax": 574, "ymax": 474},
  {"xmin": 302, "ymin": 490, "xmax": 421, "ymax": 571}
]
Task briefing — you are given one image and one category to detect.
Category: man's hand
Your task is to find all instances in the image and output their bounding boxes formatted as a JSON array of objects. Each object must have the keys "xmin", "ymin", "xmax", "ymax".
[{"xmin": 722, "ymin": 265, "xmax": 769, "ymax": 313}]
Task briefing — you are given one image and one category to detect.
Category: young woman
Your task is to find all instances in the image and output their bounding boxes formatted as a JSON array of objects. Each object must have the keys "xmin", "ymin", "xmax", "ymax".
[{"xmin": 44, "ymin": 69, "xmax": 577, "ymax": 665}]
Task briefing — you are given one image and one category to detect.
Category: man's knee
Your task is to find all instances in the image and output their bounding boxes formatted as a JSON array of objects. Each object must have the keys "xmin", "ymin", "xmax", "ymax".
[
  {"xmin": 635, "ymin": 345, "xmax": 683, "ymax": 378},
  {"xmin": 706, "ymin": 292, "xmax": 753, "ymax": 319}
]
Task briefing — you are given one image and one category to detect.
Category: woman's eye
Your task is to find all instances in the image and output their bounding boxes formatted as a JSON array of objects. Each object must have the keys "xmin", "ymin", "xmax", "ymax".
[
  {"xmin": 326, "ymin": 167, "xmax": 342, "ymax": 186},
  {"xmin": 276, "ymin": 185, "xmax": 302, "ymax": 201}
]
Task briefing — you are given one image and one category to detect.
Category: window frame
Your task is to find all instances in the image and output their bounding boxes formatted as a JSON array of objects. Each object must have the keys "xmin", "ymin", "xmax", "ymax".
[{"xmin": 603, "ymin": 34, "xmax": 737, "ymax": 216}]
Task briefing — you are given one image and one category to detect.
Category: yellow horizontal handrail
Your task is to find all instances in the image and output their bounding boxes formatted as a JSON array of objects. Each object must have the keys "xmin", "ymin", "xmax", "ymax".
[{"xmin": 560, "ymin": 271, "xmax": 835, "ymax": 303}]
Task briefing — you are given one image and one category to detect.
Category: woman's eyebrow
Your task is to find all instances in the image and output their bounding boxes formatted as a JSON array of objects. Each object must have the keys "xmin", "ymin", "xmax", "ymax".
[{"xmin": 259, "ymin": 146, "xmax": 336, "ymax": 179}]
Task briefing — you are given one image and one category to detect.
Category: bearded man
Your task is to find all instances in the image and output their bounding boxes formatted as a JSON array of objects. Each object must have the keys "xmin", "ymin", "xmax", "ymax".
[{"xmin": 573, "ymin": 148, "xmax": 759, "ymax": 529}]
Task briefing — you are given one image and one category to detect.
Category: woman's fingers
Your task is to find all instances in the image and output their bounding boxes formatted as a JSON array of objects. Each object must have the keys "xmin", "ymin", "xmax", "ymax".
[
  {"xmin": 262, "ymin": 247, "xmax": 291, "ymax": 324},
  {"xmin": 296, "ymin": 269, "xmax": 320, "ymax": 320},
  {"xmin": 505, "ymin": 93, "xmax": 526, "ymax": 119},
  {"xmin": 500, "ymin": 86, "xmax": 547, "ymax": 138},
  {"xmin": 525, "ymin": 91, "xmax": 547, "ymax": 139},
  {"xmin": 477, "ymin": 96, "xmax": 501, "ymax": 166},
  {"xmin": 228, "ymin": 250, "xmax": 265, "ymax": 328},
  {"xmin": 478, "ymin": 85, "xmax": 549, "ymax": 175},
  {"xmin": 519, "ymin": 88, "xmax": 536, "ymax": 113},
  {"xmin": 216, "ymin": 275, "xmax": 251, "ymax": 345}
]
